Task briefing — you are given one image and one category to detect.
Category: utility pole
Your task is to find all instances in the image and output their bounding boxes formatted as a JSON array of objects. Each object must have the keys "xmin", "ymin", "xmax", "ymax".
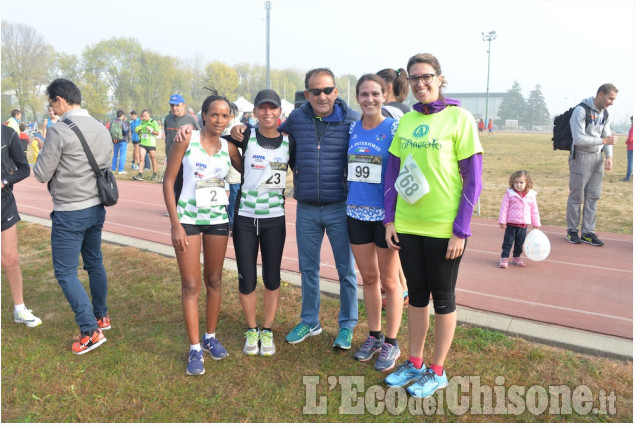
[
  {"xmin": 265, "ymin": 1, "xmax": 271, "ymax": 89},
  {"xmin": 481, "ymin": 30, "xmax": 497, "ymax": 124}
]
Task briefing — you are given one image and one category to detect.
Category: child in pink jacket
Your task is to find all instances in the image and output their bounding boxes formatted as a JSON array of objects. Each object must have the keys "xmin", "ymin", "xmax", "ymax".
[{"xmin": 498, "ymin": 170, "xmax": 541, "ymax": 268}]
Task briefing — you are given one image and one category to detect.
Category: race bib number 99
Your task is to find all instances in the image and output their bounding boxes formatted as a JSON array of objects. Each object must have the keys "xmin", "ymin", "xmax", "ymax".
[
  {"xmin": 347, "ymin": 154, "xmax": 382, "ymax": 184},
  {"xmin": 195, "ymin": 178, "xmax": 228, "ymax": 207},
  {"xmin": 394, "ymin": 154, "xmax": 429, "ymax": 204}
]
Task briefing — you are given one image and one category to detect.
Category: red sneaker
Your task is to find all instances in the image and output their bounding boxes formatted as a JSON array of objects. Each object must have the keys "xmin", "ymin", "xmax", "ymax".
[
  {"xmin": 72, "ymin": 329, "xmax": 107, "ymax": 355},
  {"xmin": 96, "ymin": 313, "xmax": 111, "ymax": 330}
]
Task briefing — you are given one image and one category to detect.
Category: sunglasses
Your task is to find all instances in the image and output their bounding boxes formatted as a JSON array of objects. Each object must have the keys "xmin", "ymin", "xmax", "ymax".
[{"xmin": 306, "ymin": 87, "xmax": 336, "ymax": 96}]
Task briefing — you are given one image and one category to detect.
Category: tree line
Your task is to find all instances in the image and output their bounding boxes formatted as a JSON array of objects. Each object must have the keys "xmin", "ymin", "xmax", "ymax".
[
  {"xmin": 4, "ymin": 20, "xmax": 571, "ymax": 131},
  {"xmin": 1, "ymin": 21, "xmax": 360, "ymax": 124},
  {"xmin": 495, "ymin": 81, "xmax": 552, "ymax": 129}
]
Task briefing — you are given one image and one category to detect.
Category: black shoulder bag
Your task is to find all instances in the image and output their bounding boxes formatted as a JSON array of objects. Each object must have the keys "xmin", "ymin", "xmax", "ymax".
[{"xmin": 63, "ymin": 118, "xmax": 119, "ymax": 206}]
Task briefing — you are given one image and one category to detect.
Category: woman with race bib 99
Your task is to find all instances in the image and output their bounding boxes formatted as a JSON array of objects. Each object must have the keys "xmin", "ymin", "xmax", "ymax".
[
  {"xmin": 227, "ymin": 89, "xmax": 289, "ymax": 357},
  {"xmin": 347, "ymin": 74, "xmax": 403, "ymax": 372},
  {"xmin": 383, "ymin": 53, "xmax": 483, "ymax": 398},
  {"xmin": 163, "ymin": 90, "xmax": 242, "ymax": 376}
]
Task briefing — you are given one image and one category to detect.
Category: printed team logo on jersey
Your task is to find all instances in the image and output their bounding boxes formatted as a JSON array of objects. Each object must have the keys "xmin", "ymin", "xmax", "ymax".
[
  {"xmin": 194, "ymin": 171, "xmax": 204, "ymax": 179},
  {"xmin": 400, "ymin": 137, "xmax": 441, "ymax": 151},
  {"xmin": 375, "ymin": 133, "xmax": 387, "ymax": 142},
  {"xmin": 353, "ymin": 147, "xmax": 371, "ymax": 153},
  {"xmin": 273, "ymin": 156, "xmax": 285, "ymax": 162},
  {"xmin": 412, "ymin": 125, "xmax": 429, "ymax": 139},
  {"xmin": 214, "ymin": 167, "xmax": 223, "ymax": 175},
  {"xmin": 195, "ymin": 162, "xmax": 208, "ymax": 170}
]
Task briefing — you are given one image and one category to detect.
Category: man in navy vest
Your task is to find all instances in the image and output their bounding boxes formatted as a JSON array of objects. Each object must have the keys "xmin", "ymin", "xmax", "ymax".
[{"xmin": 277, "ymin": 68, "xmax": 360, "ymax": 349}]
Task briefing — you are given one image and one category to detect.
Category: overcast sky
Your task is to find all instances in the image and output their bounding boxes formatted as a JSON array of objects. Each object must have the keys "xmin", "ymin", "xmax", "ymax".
[{"xmin": 1, "ymin": 0, "xmax": 633, "ymax": 122}]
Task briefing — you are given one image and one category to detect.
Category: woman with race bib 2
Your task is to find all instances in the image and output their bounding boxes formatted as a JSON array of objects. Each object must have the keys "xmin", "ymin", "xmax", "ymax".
[
  {"xmin": 226, "ymin": 89, "xmax": 289, "ymax": 357},
  {"xmin": 383, "ymin": 53, "xmax": 483, "ymax": 398},
  {"xmin": 163, "ymin": 89, "xmax": 242, "ymax": 376},
  {"xmin": 347, "ymin": 74, "xmax": 404, "ymax": 372}
]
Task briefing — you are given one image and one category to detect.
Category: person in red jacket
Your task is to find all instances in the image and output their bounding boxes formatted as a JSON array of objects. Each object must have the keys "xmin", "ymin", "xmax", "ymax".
[{"xmin": 620, "ymin": 116, "xmax": 633, "ymax": 181}]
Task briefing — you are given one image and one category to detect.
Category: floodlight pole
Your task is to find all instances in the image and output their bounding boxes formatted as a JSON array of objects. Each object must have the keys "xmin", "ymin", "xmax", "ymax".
[
  {"xmin": 481, "ymin": 30, "xmax": 497, "ymax": 124},
  {"xmin": 265, "ymin": 1, "xmax": 271, "ymax": 89}
]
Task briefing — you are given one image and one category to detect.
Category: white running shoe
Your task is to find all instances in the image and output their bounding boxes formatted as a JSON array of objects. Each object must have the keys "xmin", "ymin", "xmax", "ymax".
[{"xmin": 14, "ymin": 309, "xmax": 42, "ymax": 328}]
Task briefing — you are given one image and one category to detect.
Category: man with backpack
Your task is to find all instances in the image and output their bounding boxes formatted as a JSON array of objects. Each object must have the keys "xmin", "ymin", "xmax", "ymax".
[
  {"xmin": 110, "ymin": 110, "xmax": 130, "ymax": 174},
  {"xmin": 566, "ymin": 83, "xmax": 618, "ymax": 246}
]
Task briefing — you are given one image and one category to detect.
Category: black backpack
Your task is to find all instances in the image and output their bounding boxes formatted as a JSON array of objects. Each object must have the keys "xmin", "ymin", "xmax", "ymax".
[{"xmin": 552, "ymin": 103, "xmax": 608, "ymax": 151}]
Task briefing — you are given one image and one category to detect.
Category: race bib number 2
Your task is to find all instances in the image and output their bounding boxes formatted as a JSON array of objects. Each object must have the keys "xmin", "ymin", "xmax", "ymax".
[
  {"xmin": 195, "ymin": 179, "xmax": 228, "ymax": 207},
  {"xmin": 394, "ymin": 154, "xmax": 429, "ymax": 204}
]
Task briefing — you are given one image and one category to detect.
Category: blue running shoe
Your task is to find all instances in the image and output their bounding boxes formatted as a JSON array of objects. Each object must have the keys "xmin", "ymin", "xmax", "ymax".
[
  {"xmin": 407, "ymin": 368, "xmax": 448, "ymax": 398},
  {"xmin": 384, "ymin": 360, "xmax": 425, "ymax": 387},
  {"xmin": 202, "ymin": 335, "xmax": 228, "ymax": 360},
  {"xmin": 374, "ymin": 342, "xmax": 401, "ymax": 371},
  {"xmin": 333, "ymin": 328, "xmax": 353, "ymax": 350},
  {"xmin": 354, "ymin": 335, "xmax": 383, "ymax": 361},
  {"xmin": 285, "ymin": 323, "xmax": 322, "ymax": 344},
  {"xmin": 186, "ymin": 349, "xmax": 205, "ymax": 375}
]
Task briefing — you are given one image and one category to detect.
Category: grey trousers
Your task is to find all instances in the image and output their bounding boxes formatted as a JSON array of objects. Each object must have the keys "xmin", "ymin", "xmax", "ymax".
[{"xmin": 566, "ymin": 150, "xmax": 604, "ymax": 234}]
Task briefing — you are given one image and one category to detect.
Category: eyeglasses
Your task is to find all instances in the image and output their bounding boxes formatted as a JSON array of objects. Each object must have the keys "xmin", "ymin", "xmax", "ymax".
[
  {"xmin": 306, "ymin": 87, "xmax": 336, "ymax": 96},
  {"xmin": 407, "ymin": 74, "xmax": 436, "ymax": 85},
  {"xmin": 48, "ymin": 97, "xmax": 58, "ymax": 108}
]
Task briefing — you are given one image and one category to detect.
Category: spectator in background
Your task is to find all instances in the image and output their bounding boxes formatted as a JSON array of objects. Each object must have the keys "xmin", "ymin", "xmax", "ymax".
[
  {"xmin": 2, "ymin": 124, "xmax": 42, "ymax": 329},
  {"xmin": 110, "ymin": 110, "xmax": 130, "ymax": 175},
  {"xmin": 565, "ymin": 83, "xmax": 618, "ymax": 246},
  {"xmin": 6, "ymin": 109, "xmax": 21, "ymax": 133},
  {"xmin": 488, "ymin": 118, "xmax": 494, "ymax": 137},
  {"xmin": 133, "ymin": 109, "xmax": 160, "ymax": 181},
  {"xmin": 18, "ymin": 123, "xmax": 30, "ymax": 155},
  {"xmin": 478, "ymin": 119, "xmax": 485, "ymax": 137},
  {"xmin": 42, "ymin": 105, "xmax": 59, "ymax": 139},
  {"xmin": 620, "ymin": 116, "xmax": 633, "ymax": 182},
  {"xmin": 33, "ymin": 78, "xmax": 112, "ymax": 354},
  {"xmin": 129, "ymin": 110, "xmax": 142, "ymax": 170},
  {"xmin": 377, "ymin": 68, "xmax": 411, "ymax": 119},
  {"xmin": 164, "ymin": 94, "xmax": 200, "ymax": 161}
]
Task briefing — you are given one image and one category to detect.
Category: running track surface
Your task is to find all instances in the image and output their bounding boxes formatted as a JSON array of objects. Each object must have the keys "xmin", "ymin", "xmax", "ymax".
[{"xmin": 14, "ymin": 176, "xmax": 633, "ymax": 340}]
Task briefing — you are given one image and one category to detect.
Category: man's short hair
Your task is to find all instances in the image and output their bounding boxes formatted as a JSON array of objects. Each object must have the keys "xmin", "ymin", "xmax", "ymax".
[
  {"xmin": 19, "ymin": 123, "xmax": 26, "ymax": 132},
  {"xmin": 597, "ymin": 83, "xmax": 618, "ymax": 96},
  {"xmin": 304, "ymin": 68, "xmax": 335, "ymax": 89},
  {"xmin": 46, "ymin": 79, "xmax": 81, "ymax": 106},
  {"xmin": 116, "ymin": 110, "xmax": 124, "ymax": 118},
  {"xmin": 131, "ymin": 110, "xmax": 137, "ymax": 116},
  {"xmin": 11, "ymin": 109, "xmax": 21, "ymax": 117}
]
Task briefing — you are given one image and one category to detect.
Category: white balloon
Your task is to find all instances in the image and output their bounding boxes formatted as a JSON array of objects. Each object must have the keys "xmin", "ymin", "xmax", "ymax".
[{"xmin": 523, "ymin": 229, "xmax": 551, "ymax": 261}]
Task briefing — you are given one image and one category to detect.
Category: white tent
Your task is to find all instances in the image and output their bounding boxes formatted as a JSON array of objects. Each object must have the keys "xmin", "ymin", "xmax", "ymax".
[
  {"xmin": 234, "ymin": 96, "xmax": 254, "ymax": 114},
  {"xmin": 280, "ymin": 99, "xmax": 295, "ymax": 116}
]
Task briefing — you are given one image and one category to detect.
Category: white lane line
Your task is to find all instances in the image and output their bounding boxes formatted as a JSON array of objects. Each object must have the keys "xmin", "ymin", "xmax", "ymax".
[
  {"xmin": 457, "ymin": 288, "xmax": 632, "ymax": 322},
  {"xmin": 467, "ymin": 248, "xmax": 631, "ymax": 273}
]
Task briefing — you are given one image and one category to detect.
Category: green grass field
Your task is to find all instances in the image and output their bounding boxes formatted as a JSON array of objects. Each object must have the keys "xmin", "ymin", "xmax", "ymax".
[{"xmin": 1, "ymin": 222, "xmax": 632, "ymax": 422}]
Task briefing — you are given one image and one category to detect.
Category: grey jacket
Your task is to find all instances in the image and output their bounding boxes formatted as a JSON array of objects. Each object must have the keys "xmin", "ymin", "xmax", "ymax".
[
  {"xmin": 570, "ymin": 96, "xmax": 612, "ymax": 158},
  {"xmin": 34, "ymin": 108, "xmax": 113, "ymax": 211}
]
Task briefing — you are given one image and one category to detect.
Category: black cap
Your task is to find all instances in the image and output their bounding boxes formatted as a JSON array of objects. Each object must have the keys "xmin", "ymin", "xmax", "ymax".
[{"xmin": 253, "ymin": 89, "xmax": 281, "ymax": 108}]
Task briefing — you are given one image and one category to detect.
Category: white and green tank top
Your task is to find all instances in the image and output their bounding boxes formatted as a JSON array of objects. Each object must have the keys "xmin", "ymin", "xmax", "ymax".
[
  {"xmin": 238, "ymin": 134, "xmax": 290, "ymax": 218},
  {"xmin": 177, "ymin": 131, "xmax": 231, "ymax": 225}
]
